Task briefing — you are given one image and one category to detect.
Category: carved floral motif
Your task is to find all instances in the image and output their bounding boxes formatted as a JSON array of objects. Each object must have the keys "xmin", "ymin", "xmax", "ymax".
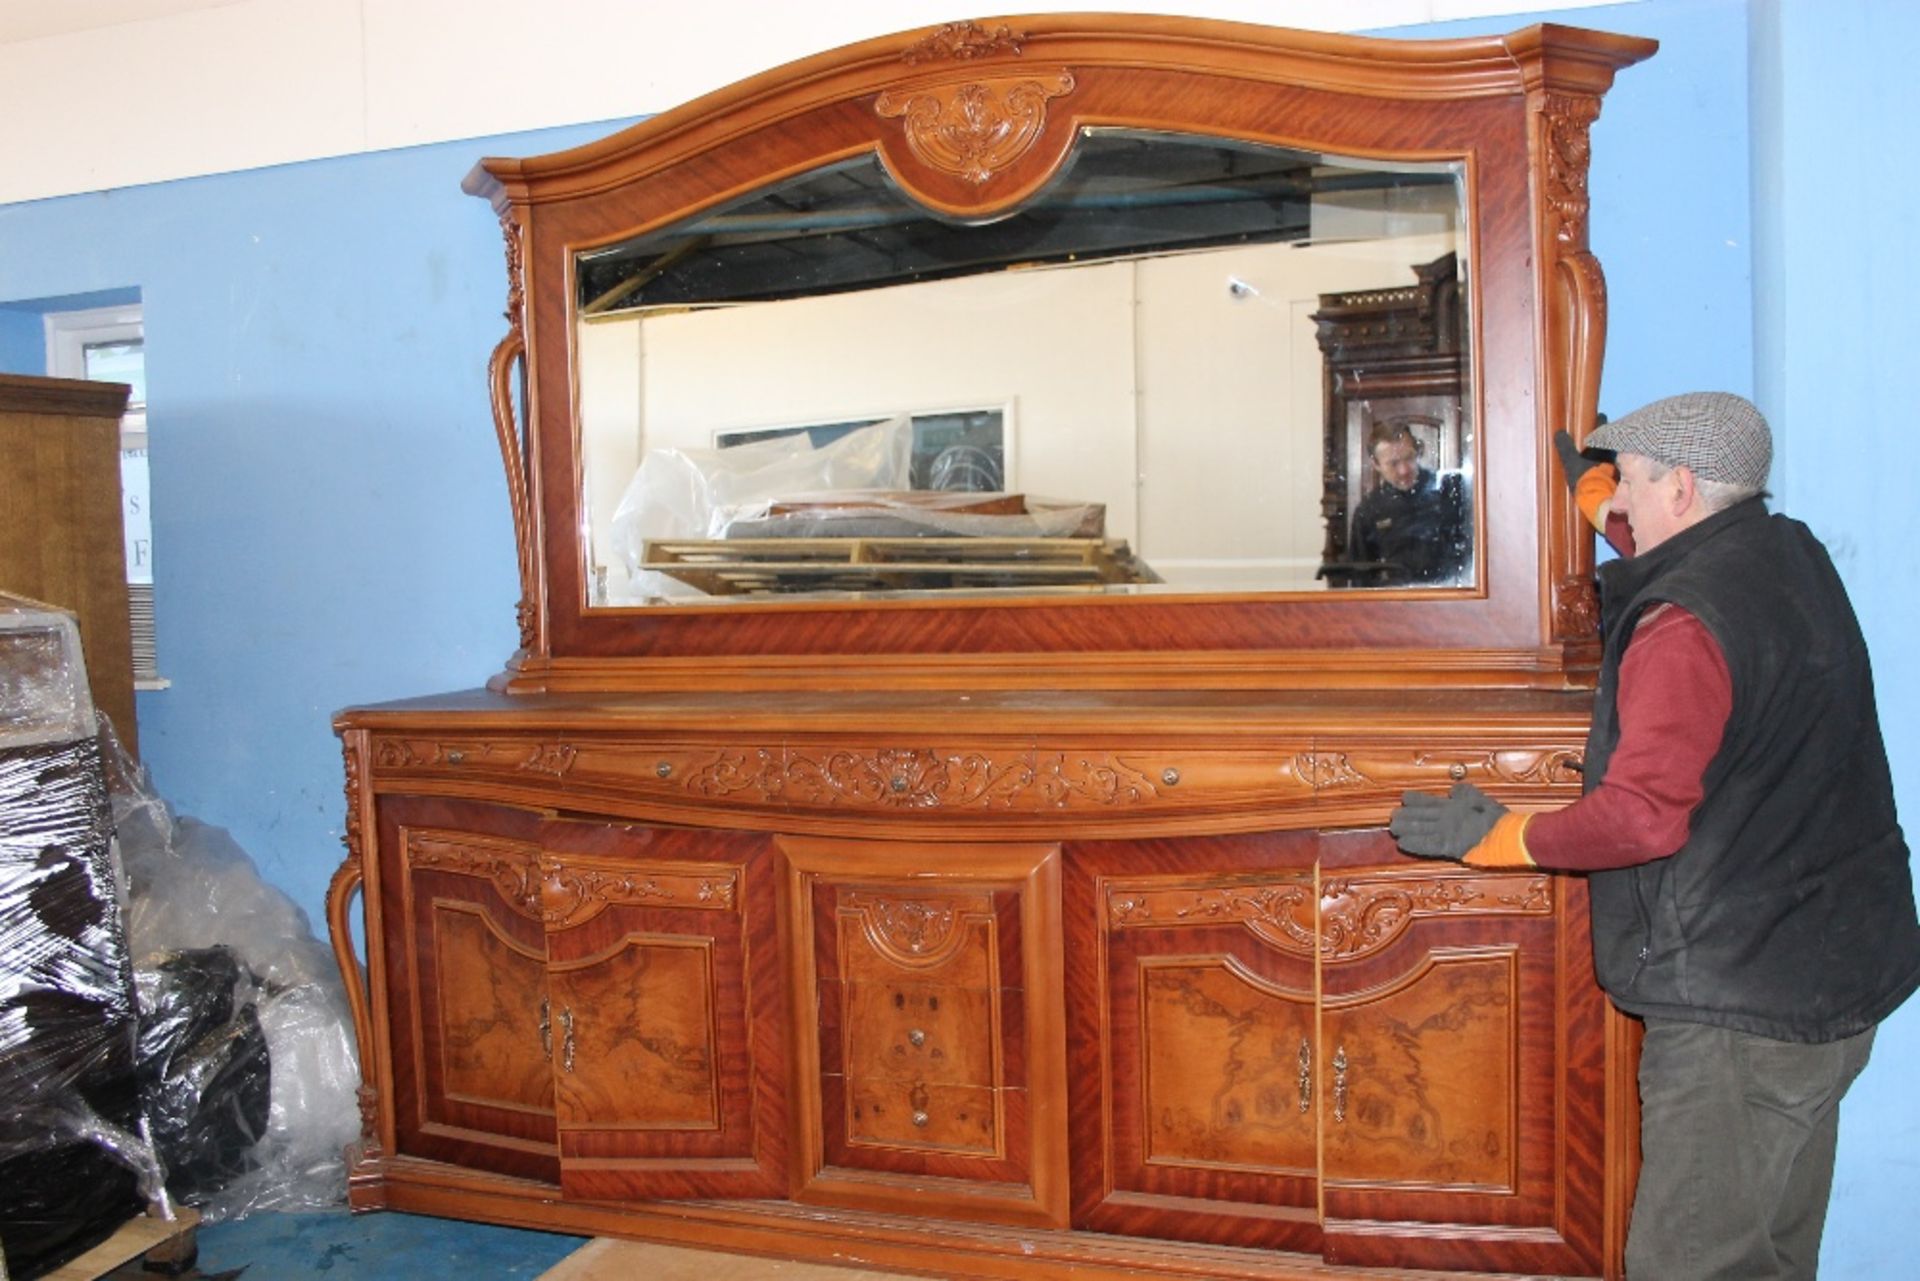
[
  {"xmin": 340, "ymin": 738, "xmax": 364, "ymax": 864},
  {"xmin": 1541, "ymin": 93, "xmax": 1601, "ymax": 247},
  {"xmin": 683, "ymin": 746, "xmax": 1159, "ymax": 811},
  {"xmin": 1556, "ymin": 573, "xmax": 1603, "ymax": 638},
  {"xmin": 499, "ymin": 211, "xmax": 525, "ymax": 336},
  {"xmin": 902, "ymin": 21, "xmax": 1025, "ymax": 64},
  {"xmin": 875, "ymin": 73, "xmax": 1075, "ymax": 185}
]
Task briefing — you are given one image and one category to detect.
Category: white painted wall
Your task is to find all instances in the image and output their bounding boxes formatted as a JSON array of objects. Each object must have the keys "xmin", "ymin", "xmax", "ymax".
[{"xmin": 0, "ymin": 0, "xmax": 1628, "ymax": 206}]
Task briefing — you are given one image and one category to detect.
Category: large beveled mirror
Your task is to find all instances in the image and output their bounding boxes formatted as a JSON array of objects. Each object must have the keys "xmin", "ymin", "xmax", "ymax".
[
  {"xmin": 468, "ymin": 16, "xmax": 1652, "ymax": 688},
  {"xmin": 573, "ymin": 132, "xmax": 1472, "ymax": 606}
]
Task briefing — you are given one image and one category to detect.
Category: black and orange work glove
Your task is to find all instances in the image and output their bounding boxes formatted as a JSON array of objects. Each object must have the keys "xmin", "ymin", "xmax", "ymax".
[
  {"xmin": 1554, "ymin": 429, "xmax": 1618, "ymax": 534},
  {"xmin": 1388, "ymin": 783, "xmax": 1535, "ymax": 869}
]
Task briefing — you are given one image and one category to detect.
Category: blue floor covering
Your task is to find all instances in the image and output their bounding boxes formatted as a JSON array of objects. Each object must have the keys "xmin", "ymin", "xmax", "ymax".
[{"xmin": 185, "ymin": 1208, "xmax": 586, "ymax": 1279}]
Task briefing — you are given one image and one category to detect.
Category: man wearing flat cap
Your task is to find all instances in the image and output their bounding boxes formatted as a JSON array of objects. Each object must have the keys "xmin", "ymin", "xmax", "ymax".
[{"xmin": 1391, "ymin": 392, "xmax": 1920, "ymax": 1279}]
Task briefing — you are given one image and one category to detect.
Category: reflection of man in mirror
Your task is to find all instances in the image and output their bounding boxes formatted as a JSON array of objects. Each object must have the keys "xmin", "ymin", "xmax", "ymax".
[{"xmin": 1350, "ymin": 421, "xmax": 1468, "ymax": 584}]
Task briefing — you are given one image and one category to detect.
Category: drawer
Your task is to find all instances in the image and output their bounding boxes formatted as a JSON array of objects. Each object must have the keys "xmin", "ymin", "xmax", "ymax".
[{"xmin": 842, "ymin": 1077, "xmax": 1002, "ymax": 1154}]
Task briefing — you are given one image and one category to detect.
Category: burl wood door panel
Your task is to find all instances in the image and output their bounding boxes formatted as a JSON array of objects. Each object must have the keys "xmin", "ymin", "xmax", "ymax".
[
  {"xmin": 781, "ymin": 836, "xmax": 1069, "ymax": 1228},
  {"xmin": 1316, "ymin": 829, "xmax": 1604, "ymax": 1277},
  {"xmin": 541, "ymin": 821, "xmax": 789, "ymax": 1200},
  {"xmin": 378, "ymin": 796, "xmax": 558, "ymax": 1183},
  {"xmin": 1063, "ymin": 833, "xmax": 1321, "ymax": 1253}
]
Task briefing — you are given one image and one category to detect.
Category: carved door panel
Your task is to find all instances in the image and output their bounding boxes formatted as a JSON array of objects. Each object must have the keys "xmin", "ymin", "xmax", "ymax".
[
  {"xmin": 1063, "ymin": 833, "xmax": 1322, "ymax": 1253},
  {"xmin": 540, "ymin": 820, "xmax": 789, "ymax": 1200},
  {"xmin": 780, "ymin": 836, "xmax": 1069, "ymax": 1228},
  {"xmin": 1316, "ymin": 831, "xmax": 1603, "ymax": 1277},
  {"xmin": 377, "ymin": 796, "xmax": 557, "ymax": 1182}
]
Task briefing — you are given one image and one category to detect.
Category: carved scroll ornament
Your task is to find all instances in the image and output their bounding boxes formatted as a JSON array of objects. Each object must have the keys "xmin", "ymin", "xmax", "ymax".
[
  {"xmin": 1108, "ymin": 872, "xmax": 1551, "ymax": 962},
  {"xmin": 330, "ymin": 736, "xmax": 379, "ymax": 1159},
  {"xmin": 1108, "ymin": 881, "xmax": 1317, "ymax": 956},
  {"xmin": 1281, "ymin": 748, "xmax": 1585, "ymax": 792},
  {"xmin": 539, "ymin": 862, "xmax": 737, "ymax": 931},
  {"xmin": 1320, "ymin": 873, "xmax": 1552, "ymax": 961},
  {"xmin": 840, "ymin": 889, "xmax": 993, "ymax": 968},
  {"xmin": 406, "ymin": 830, "xmax": 545, "ymax": 920},
  {"xmin": 875, "ymin": 73, "xmax": 1075, "ymax": 185},
  {"xmin": 490, "ymin": 209, "xmax": 538, "ymax": 654},
  {"xmin": 404, "ymin": 828, "xmax": 738, "ymax": 930},
  {"xmin": 685, "ymin": 745, "xmax": 1160, "ymax": 811}
]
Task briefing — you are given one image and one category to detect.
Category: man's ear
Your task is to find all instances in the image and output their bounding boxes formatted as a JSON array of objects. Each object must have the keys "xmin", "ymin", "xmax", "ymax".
[{"xmin": 1669, "ymin": 465, "xmax": 1700, "ymax": 516}]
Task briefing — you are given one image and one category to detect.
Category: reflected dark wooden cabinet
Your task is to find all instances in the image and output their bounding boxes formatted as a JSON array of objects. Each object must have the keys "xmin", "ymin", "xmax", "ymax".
[{"xmin": 330, "ymin": 14, "xmax": 1654, "ymax": 1280}]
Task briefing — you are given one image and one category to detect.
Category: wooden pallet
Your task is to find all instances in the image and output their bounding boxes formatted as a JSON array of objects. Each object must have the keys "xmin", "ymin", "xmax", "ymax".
[
  {"xmin": 32, "ymin": 1207, "xmax": 199, "ymax": 1280},
  {"xmin": 642, "ymin": 536, "xmax": 1157, "ymax": 595}
]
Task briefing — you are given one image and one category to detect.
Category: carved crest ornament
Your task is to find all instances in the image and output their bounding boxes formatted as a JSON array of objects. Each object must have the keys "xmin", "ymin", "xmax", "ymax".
[{"xmin": 875, "ymin": 73, "xmax": 1075, "ymax": 185}]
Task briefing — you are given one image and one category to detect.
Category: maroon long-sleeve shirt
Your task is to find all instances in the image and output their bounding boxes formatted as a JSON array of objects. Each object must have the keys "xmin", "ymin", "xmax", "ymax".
[{"xmin": 1524, "ymin": 513, "xmax": 1734, "ymax": 872}]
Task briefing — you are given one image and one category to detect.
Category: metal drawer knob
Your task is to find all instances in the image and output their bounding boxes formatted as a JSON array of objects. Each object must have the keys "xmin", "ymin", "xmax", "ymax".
[
  {"xmin": 908, "ymin": 1028, "xmax": 926, "ymax": 1047},
  {"xmin": 912, "ymin": 1110, "xmax": 930, "ymax": 1128}
]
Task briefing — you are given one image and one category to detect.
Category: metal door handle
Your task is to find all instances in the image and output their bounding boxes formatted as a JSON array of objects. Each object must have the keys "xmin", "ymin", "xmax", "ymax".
[{"xmin": 1332, "ymin": 1044, "xmax": 1349, "ymax": 1123}]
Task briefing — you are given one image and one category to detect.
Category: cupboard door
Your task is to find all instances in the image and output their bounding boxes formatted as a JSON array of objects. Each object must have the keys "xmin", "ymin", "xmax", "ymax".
[
  {"xmin": 378, "ymin": 796, "xmax": 557, "ymax": 1182},
  {"xmin": 781, "ymin": 836, "xmax": 1068, "ymax": 1228},
  {"xmin": 1317, "ymin": 830, "xmax": 1604, "ymax": 1277},
  {"xmin": 541, "ymin": 821, "xmax": 788, "ymax": 1200},
  {"xmin": 1064, "ymin": 834, "xmax": 1322, "ymax": 1252}
]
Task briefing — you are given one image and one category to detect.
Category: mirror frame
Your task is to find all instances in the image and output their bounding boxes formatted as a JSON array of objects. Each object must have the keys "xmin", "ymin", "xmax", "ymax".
[{"xmin": 463, "ymin": 14, "xmax": 1654, "ymax": 694}]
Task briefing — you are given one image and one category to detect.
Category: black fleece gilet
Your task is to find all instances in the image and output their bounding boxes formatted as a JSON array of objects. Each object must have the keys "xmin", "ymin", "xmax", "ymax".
[{"xmin": 1584, "ymin": 498, "xmax": 1920, "ymax": 1042}]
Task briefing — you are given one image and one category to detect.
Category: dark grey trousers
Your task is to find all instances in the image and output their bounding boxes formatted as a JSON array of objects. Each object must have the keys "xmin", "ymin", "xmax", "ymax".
[{"xmin": 1627, "ymin": 1017, "xmax": 1875, "ymax": 1280}]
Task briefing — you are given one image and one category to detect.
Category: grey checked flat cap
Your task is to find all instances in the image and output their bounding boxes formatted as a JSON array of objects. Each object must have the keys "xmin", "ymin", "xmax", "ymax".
[{"xmin": 1587, "ymin": 391, "xmax": 1772, "ymax": 490}]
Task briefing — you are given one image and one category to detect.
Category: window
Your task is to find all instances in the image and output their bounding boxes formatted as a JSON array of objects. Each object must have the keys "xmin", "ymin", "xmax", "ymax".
[{"xmin": 46, "ymin": 304, "xmax": 165, "ymax": 688}]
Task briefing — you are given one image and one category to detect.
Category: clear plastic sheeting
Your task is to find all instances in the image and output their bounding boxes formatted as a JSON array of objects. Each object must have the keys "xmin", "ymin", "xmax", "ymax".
[
  {"xmin": 608, "ymin": 416, "xmax": 914, "ymax": 599},
  {"xmin": 104, "ymin": 727, "xmax": 361, "ymax": 1222},
  {"xmin": 1, "ymin": 724, "xmax": 165, "ymax": 1278},
  {"xmin": 0, "ymin": 594, "xmax": 96, "ymax": 747}
]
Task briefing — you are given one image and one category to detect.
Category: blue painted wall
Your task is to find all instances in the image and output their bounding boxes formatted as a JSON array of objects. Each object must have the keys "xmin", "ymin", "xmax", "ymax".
[
  {"xmin": 0, "ymin": 305, "xmax": 43, "ymax": 372},
  {"xmin": 0, "ymin": 1, "xmax": 1912, "ymax": 1270}
]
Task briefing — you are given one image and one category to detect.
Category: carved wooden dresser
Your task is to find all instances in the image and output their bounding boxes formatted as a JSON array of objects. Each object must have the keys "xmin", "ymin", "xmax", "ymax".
[{"xmin": 329, "ymin": 14, "xmax": 1656, "ymax": 1279}]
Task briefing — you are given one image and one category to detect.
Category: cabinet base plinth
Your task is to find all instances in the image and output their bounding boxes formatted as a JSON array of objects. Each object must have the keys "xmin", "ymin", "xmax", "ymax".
[{"xmin": 355, "ymin": 1158, "xmax": 1590, "ymax": 1281}]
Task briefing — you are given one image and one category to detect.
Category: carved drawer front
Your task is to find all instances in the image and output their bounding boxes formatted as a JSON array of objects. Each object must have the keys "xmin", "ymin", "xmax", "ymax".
[
  {"xmin": 781, "ymin": 836, "xmax": 1069, "ymax": 1229},
  {"xmin": 539, "ymin": 821, "xmax": 789, "ymax": 1202},
  {"xmin": 550, "ymin": 737, "xmax": 1318, "ymax": 821},
  {"xmin": 370, "ymin": 733, "xmax": 574, "ymax": 791},
  {"xmin": 378, "ymin": 796, "xmax": 558, "ymax": 1184},
  {"xmin": 1064, "ymin": 832, "xmax": 1322, "ymax": 1254}
]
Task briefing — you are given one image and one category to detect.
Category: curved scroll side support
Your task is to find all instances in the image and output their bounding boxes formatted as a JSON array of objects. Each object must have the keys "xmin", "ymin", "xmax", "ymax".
[
  {"xmin": 1548, "ymin": 253, "xmax": 1607, "ymax": 646},
  {"xmin": 325, "ymin": 855, "xmax": 373, "ymax": 1088},
  {"xmin": 325, "ymin": 845, "xmax": 386, "ymax": 1167},
  {"xmin": 1540, "ymin": 90, "xmax": 1609, "ymax": 655},
  {"xmin": 330, "ymin": 733, "xmax": 386, "ymax": 1170},
  {"xmin": 489, "ymin": 327, "xmax": 539, "ymax": 656}
]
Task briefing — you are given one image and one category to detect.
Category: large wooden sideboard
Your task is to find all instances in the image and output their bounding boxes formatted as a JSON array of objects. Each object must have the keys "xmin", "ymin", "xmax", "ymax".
[{"xmin": 330, "ymin": 14, "xmax": 1655, "ymax": 1278}]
